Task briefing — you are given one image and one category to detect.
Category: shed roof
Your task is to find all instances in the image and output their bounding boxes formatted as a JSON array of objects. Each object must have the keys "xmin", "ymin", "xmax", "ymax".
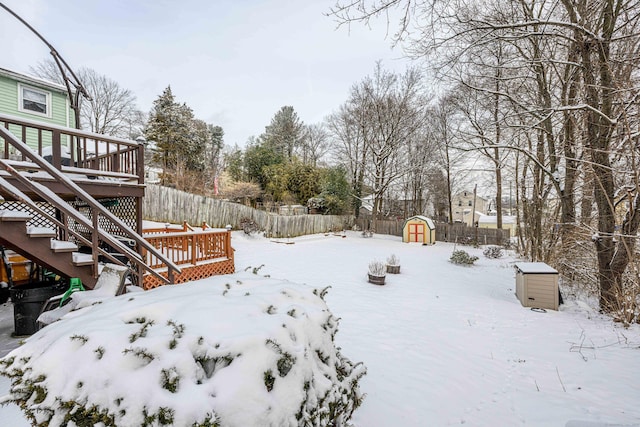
[
  {"xmin": 403, "ymin": 215, "xmax": 435, "ymax": 230},
  {"xmin": 514, "ymin": 262, "xmax": 558, "ymax": 274}
]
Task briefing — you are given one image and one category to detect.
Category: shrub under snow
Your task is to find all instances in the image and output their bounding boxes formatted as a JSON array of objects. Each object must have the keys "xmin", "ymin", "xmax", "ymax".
[
  {"xmin": 0, "ymin": 271, "xmax": 366, "ymax": 426},
  {"xmin": 482, "ymin": 245, "xmax": 504, "ymax": 259},
  {"xmin": 449, "ymin": 250, "xmax": 479, "ymax": 266}
]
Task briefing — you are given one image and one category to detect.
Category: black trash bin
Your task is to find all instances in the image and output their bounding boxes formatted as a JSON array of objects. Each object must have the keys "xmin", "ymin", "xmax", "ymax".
[{"xmin": 10, "ymin": 282, "xmax": 66, "ymax": 336}]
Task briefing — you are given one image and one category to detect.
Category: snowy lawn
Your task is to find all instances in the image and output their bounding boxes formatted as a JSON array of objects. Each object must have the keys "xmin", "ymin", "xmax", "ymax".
[{"xmin": 1, "ymin": 230, "xmax": 639, "ymax": 426}]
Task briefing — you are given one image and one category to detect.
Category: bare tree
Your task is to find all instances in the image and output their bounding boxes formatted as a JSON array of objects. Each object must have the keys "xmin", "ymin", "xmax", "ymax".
[
  {"xmin": 399, "ymin": 126, "xmax": 436, "ymax": 217},
  {"xmin": 79, "ymin": 68, "xmax": 142, "ymax": 137},
  {"xmin": 352, "ymin": 63, "xmax": 428, "ymax": 219},
  {"xmin": 330, "ymin": 0, "xmax": 640, "ymax": 313},
  {"xmin": 302, "ymin": 123, "xmax": 330, "ymax": 166},
  {"xmin": 327, "ymin": 102, "xmax": 368, "ymax": 217},
  {"xmin": 427, "ymin": 96, "xmax": 468, "ymax": 224},
  {"xmin": 31, "ymin": 59, "xmax": 144, "ymax": 138}
]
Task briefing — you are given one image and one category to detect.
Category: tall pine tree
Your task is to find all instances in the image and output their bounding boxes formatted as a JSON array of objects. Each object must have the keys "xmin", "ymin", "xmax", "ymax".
[
  {"xmin": 145, "ymin": 86, "xmax": 204, "ymax": 184},
  {"xmin": 262, "ymin": 106, "xmax": 304, "ymax": 160}
]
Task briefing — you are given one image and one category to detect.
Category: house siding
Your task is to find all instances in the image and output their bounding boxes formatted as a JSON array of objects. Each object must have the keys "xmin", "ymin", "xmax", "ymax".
[
  {"xmin": 0, "ymin": 71, "xmax": 73, "ymax": 150},
  {"xmin": 451, "ymin": 191, "xmax": 488, "ymax": 225}
]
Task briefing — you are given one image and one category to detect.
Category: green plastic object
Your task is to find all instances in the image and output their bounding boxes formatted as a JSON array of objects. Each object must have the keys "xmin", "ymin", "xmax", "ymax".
[{"xmin": 59, "ymin": 278, "xmax": 85, "ymax": 307}]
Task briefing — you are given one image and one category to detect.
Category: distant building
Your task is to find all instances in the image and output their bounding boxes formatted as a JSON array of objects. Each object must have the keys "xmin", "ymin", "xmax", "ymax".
[
  {"xmin": 358, "ymin": 194, "xmax": 436, "ymax": 219},
  {"xmin": 451, "ymin": 190, "xmax": 488, "ymax": 225},
  {"xmin": 477, "ymin": 213, "xmax": 518, "ymax": 234}
]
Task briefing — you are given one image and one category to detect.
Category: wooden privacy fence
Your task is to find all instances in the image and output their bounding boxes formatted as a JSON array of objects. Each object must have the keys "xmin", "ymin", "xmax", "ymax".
[
  {"xmin": 355, "ymin": 217, "xmax": 510, "ymax": 245},
  {"xmin": 436, "ymin": 223, "xmax": 510, "ymax": 246},
  {"xmin": 143, "ymin": 185, "xmax": 354, "ymax": 238},
  {"xmin": 355, "ymin": 218, "xmax": 404, "ymax": 236}
]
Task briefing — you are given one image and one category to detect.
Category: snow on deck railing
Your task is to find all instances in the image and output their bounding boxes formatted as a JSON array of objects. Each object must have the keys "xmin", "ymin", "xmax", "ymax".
[
  {"xmin": 0, "ymin": 116, "xmax": 181, "ymax": 286},
  {"xmin": 144, "ymin": 229, "xmax": 232, "ymax": 268},
  {"xmin": 0, "ymin": 112, "xmax": 144, "ymax": 182}
]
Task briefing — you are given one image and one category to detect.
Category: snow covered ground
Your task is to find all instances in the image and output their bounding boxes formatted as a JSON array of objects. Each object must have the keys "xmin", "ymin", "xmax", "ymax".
[{"xmin": 1, "ymin": 230, "xmax": 639, "ymax": 426}]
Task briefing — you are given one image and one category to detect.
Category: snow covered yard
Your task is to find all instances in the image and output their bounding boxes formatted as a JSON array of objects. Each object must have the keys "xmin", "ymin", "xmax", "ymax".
[{"xmin": 1, "ymin": 230, "xmax": 639, "ymax": 426}]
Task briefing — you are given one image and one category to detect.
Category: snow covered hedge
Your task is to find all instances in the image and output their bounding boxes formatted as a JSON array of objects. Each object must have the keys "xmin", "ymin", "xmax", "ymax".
[{"xmin": 0, "ymin": 271, "xmax": 366, "ymax": 426}]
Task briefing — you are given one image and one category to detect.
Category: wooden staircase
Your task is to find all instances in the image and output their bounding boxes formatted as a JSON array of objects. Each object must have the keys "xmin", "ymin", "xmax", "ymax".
[
  {"xmin": 0, "ymin": 113, "xmax": 181, "ymax": 289},
  {"xmin": 0, "ymin": 210, "xmax": 96, "ymax": 286}
]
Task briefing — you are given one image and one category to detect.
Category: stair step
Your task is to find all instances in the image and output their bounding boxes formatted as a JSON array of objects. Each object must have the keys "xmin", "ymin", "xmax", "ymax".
[
  {"xmin": 0, "ymin": 210, "xmax": 31, "ymax": 221},
  {"xmin": 26, "ymin": 226, "xmax": 56, "ymax": 238},
  {"xmin": 72, "ymin": 252, "xmax": 94, "ymax": 266},
  {"xmin": 51, "ymin": 240, "xmax": 79, "ymax": 253}
]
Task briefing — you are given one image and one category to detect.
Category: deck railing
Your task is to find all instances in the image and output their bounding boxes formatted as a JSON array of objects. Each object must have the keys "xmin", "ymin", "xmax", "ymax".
[
  {"xmin": 0, "ymin": 114, "xmax": 181, "ymax": 286},
  {"xmin": 0, "ymin": 113, "xmax": 143, "ymax": 183},
  {"xmin": 144, "ymin": 229, "xmax": 233, "ymax": 269}
]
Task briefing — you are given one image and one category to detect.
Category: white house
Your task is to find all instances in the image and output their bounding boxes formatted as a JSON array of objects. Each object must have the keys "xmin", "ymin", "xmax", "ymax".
[{"xmin": 451, "ymin": 190, "xmax": 488, "ymax": 225}]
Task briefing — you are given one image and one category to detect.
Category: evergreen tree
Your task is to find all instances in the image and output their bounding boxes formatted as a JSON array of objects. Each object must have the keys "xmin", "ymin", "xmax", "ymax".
[
  {"xmin": 263, "ymin": 160, "xmax": 323, "ymax": 204},
  {"xmin": 224, "ymin": 145, "xmax": 245, "ymax": 182},
  {"xmin": 319, "ymin": 166, "xmax": 351, "ymax": 215},
  {"xmin": 145, "ymin": 87, "xmax": 197, "ymax": 181},
  {"xmin": 262, "ymin": 106, "xmax": 305, "ymax": 160},
  {"xmin": 243, "ymin": 139, "xmax": 285, "ymax": 189},
  {"xmin": 207, "ymin": 125, "xmax": 224, "ymax": 176},
  {"xmin": 189, "ymin": 119, "xmax": 209, "ymax": 172},
  {"xmin": 145, "ymin": 87, "xmax": 219, "ymax": 189}
]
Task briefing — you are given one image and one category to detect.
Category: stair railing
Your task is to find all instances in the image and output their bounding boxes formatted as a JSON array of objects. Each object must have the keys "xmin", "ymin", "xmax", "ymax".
[
  {"xmin": 0, "ymin": 116, "xmax": 180, "ymax": 286},
  {"xmin": 0, "ymin": 174, "xmax": 120, "ymax": 264}
]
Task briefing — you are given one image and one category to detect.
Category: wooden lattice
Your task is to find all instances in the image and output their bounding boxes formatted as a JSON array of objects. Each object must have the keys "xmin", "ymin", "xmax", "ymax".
[
  {"xmin": 143, "ymin": 258, "xmax": 235, "ymax": 290},
  {"xmin": 70, "ymin": 197, "xmax": 137, "ymax": 238},
  {"xmin": 1, "ymin": 201, "xmax": 56, "ymax": 229}
]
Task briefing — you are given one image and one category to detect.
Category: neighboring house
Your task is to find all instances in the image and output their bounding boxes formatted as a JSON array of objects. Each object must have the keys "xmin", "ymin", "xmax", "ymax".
[
  {"xmin": 0, "ymin": 67, "xmax": 74, "ymax": 152},
  {"xmin": 358, "ymin": 195, "xmax": 374, "ymax": 217},
  {"xmin": 451, "ymin": 190, "xmax": 488, "ymax": 225},
  {"xmin": 145, "ymin": 166, "xmax": 163, "ymax": 184},
  {"xmin": 477, "ymin": 213, "xmax": 518, "ymax": 234},
  {"xmin": 358, "ymin": 194, "xmax": 436, "ymax": 219}
]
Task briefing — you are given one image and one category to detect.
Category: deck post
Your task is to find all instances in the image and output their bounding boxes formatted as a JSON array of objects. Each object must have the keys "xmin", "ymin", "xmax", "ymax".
[
  {"xmin": 91, "ymin": 207, "xmax": 99, "ymax": 279},
  {"xmin": 52, "ymin": 130, "xmax": 61, "ymax": 169}
]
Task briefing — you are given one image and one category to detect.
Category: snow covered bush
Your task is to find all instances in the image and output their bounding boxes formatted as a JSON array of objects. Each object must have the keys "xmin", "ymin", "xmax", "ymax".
[
  {"xmin": 482, "ymin": 246, "xmax": 504, "ymax": 259},
  {"xmin": 385, "ymin": 254, "xmax": 400, "ymax": 274},
  {"xmin": 0, "ymin": 273, "xmax": 366, "ymax": 426},
  {"xmin": 368, "ymin": 260, "xmax": 386, "ymax": 276},
  {"xmin": 386, "ymin": 254, "xmax": 400, "ymax": 266},
  {"xmin": 449, "ymin": 250, "xmax": 479, "ymax": 266},
  {"xmin": 610, "ymin": 284, "xmax": 640, "ymax": 327},
  {"xmin": 307, "ymin": 197, "xmax": 325, "ymax": 211},
  {"xmin": 239, "ymin": 217, "xmax": 259, "ymax": 235}
]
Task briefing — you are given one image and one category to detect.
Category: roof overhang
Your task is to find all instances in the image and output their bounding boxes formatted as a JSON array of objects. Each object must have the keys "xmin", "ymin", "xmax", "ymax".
[{"xmin": 0, "ymin": 67, "xmax": 69, "ymax": 94}]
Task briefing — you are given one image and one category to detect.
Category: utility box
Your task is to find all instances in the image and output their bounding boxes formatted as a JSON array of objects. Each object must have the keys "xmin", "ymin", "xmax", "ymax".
[{"xmin": 514, "ymin": 262, "xmax": 559, "ymax": 310}]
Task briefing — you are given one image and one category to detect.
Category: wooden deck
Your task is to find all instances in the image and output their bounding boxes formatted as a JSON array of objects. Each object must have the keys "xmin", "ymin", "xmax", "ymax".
[
  {"xmin": 1, "ymin": 113, "xmax": 144, "ymax": 201},
  {"xmin": 142, "ymin": 228, "xmax": 235, "ymax": 289},
  {"xmin": 0, "ymin": 113, "xmax": 177, "ymax": 287},
  {"xmin": 0, "ymin": 112, "xmax": 234, "ymax": 289}
]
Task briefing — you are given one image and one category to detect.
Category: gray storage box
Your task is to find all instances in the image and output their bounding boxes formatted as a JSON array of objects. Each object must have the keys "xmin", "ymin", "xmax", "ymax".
[{"xmin": 514, "ymin": 262, "xmax": 559, "ymax": 310}]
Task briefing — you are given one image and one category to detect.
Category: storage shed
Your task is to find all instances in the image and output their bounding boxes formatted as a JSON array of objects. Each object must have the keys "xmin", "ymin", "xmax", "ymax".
[
  {"xmin": 514, "ymin": 262, "xmax": 559, "ymax": 310},
  {"xmin": 402, "ymin": 215, "xmax": 436, "ymax": 244}
]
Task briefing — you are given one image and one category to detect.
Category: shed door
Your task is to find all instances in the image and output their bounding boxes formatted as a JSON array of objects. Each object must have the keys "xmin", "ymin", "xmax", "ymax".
[{"xmin": 409, "ymin": 223, "xmax": 424, "ymax": 243}]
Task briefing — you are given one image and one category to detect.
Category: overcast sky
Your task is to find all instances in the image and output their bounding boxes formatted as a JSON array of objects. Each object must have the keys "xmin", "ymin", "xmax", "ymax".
[{"xmin": 0, "ymin": 0, "xmax": 413, "ymax": 147}]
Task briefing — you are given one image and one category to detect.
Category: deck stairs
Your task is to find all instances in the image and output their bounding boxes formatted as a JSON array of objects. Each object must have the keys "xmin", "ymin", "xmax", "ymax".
[
  {"xmin": 0, "ymin": 113, "xmax": 181, "ymax": 289},
  {"xmin": 0, "ymin": 209, "xmax": 96, "ymax": 286}
]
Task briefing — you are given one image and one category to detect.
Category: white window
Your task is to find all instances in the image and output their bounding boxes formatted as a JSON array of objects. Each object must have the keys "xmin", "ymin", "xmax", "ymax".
[{"xmin": 18, "ymin": 84, "xmax": 51, "ymax": 117}]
